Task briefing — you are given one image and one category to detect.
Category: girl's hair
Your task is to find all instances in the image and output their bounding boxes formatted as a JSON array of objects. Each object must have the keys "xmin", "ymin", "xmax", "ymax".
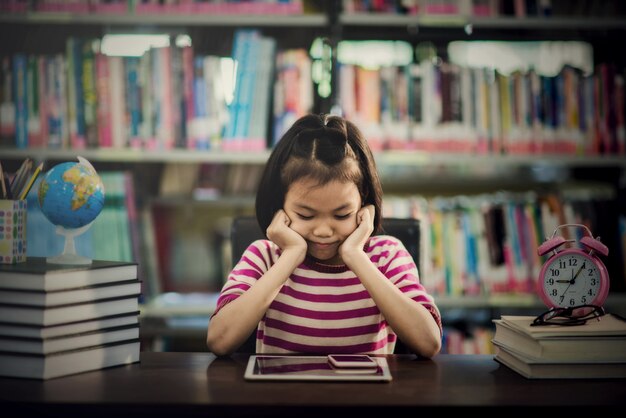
[{"xmin": 256, "ymin": 113, "xmax": 383, "ymax": 235}]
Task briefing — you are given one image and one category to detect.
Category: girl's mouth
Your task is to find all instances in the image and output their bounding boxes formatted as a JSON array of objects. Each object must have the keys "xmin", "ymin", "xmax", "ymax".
[{"xmin": 310, "ymin": 241, "xmax": 336, "ymax": 250}]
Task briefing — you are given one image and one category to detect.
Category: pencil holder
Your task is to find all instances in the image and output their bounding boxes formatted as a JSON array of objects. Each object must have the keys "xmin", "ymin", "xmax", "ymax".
[{"xmin": 0, "ymin": 199, "xmax": 27, "ymax": 264}]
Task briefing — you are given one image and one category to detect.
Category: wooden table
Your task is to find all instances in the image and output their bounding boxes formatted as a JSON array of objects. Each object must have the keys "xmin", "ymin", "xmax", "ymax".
[{"xmin": 1, "ymin": 352, "xmax": 625, "ymax": 416}]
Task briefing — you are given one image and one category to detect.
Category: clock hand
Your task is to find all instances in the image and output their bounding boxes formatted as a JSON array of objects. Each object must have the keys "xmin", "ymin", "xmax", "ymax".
[
  {"xmin": 560, "ymin": 262, "xmax": 586, "ymax": 300},
  {"xmin": 560, "ymin": 268, "xmax": 575, "ymax": 300},
  {"xmin": 572, "ymin": 262, "xmax": 586, "ymax": 283},
  {"xmin": 555, "ymin": 280, "xmax": 571, "ymax": 283}
]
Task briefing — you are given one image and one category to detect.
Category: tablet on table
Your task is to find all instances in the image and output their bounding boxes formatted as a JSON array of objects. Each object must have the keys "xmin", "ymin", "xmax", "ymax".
[{"xmin": 244, "ymin": 355, "xmax": 392, "ymax": 382}]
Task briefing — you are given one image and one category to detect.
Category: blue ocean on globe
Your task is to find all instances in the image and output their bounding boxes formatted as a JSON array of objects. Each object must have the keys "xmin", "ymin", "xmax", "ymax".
[{"xmin": 37, "ymin": 161, "xmax": 105, "ymax": 229}]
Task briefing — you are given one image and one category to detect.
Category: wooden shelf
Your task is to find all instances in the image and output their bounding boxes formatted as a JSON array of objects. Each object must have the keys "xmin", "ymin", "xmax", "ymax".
[
  {"xmin": 339, "ymin": 13, "xmax": 626, "ymax": 30},
  {"xmin": 0, "ymin": 148, "xmax": 271, "ymax": 164},
  {"xmin": 0, "ymin": 12, "xmax": 328, "ymax": 27},
  {"xmin": 3, "ymin": 148, "xmax": 625, "ymax": 169},
  {"xmin": 376, "ymin": 151, "xmax": 626, "ymax": 169},
  {"xmin": 3, "ymin": 10, "xmax": 625, "ymax": 30}
]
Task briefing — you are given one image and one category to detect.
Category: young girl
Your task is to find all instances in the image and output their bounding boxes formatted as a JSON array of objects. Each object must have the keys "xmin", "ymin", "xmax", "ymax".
[{"xmin": 206, "ymin": 114, "xmax": 442, "ymax": 357}]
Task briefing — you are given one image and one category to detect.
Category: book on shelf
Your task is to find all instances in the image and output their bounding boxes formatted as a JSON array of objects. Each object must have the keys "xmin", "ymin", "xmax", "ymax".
[
  {"xmin": 3, "ymin": 28, "xmax": 624, "ymax": 156},
  {"xmin": 494, "ymin": 344, "xmax": 626, "ymax": 379},
  {"xmin": 0, "ymin": 323, "xmax": 139, "ymax": 355},
  {"xmin": 108, "ymin": 55, "xmax": 127, "ymax": 149},
  {"xmin": 382, "ymin": 187, "xmax": 623, "ymax": 298},
  {"xmin": 272, "ymin": 48, "xmax": 313, "ymax": 145},
  {"xmin": 0, "ymin": 257, "xmax": 138, "ymax": 292},
  {"xmin": 0, "ymin": 339, "xmax": 140, "ymax": 380},
  {"xmin": 0, "ymin": 311, "xmax": 139, "ymax": 339},
  {"xmin": 248, "ymin": 36, "xmax": 276, "ymax": 146}
]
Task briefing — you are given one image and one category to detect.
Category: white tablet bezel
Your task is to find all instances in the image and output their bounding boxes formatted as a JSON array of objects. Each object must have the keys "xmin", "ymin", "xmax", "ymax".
[{"xmin": 244, "ymin": 355, "xmax": 392, "ymax": 382}]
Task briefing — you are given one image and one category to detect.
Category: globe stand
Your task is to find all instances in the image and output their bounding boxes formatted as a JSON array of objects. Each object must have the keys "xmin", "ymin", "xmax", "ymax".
[{"xmin": 47, "ymin": 222, "xmax": 94, "ymax": 265}]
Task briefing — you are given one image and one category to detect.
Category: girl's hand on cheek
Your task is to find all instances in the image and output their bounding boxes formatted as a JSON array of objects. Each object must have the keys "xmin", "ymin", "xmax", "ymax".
[
  {"xmin": 266, "ymin": 210, "xmax": 307, "ymax": 254},
  {"xmin": 339, "ymin": 205, "xmax": 375, "ymax": 260}
]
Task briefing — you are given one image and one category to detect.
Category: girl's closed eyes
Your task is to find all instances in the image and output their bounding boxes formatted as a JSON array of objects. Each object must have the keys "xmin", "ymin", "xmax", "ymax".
[
  {"xmin": 295, "ymin": 213, "xmax": 353, "ymax": 221},
  {"xmin": 296, "ymin": 212, "xmax": 352, "ymax": 221}
]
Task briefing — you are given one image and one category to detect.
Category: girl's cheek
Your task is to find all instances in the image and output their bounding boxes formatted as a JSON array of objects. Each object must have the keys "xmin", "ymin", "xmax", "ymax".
[
  {"xmin": 289, "ymin": 220, "xmax": 306, "ymax": 236},
  {"xmin": 343, "ymin": 217, "xmax": 359, "ymax": 235}
]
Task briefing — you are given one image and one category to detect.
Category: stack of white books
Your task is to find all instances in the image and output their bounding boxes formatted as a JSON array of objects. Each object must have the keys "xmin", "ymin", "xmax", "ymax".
[
  {"xmin": 492, "ymin": 314, "xmax": 626, "ymax": 379},
  {"xmin": 0, "ymin": 257, "xmax": 141, "ymax": 379}
]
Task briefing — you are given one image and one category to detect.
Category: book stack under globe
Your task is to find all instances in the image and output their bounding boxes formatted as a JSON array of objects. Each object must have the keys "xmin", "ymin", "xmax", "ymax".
[
  {"xmin": 0, "ymin": 257, "xmax": 141, "ymax": 379},
  {"xmin": 492, "ymin": 314, "xmax": 626, "ymax": 379}
]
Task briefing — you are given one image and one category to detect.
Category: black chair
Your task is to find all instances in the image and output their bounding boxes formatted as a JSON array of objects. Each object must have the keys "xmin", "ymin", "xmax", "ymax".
[{"xmin": 229, "ymin": 216, "xmax": 420, "ymax": 354}]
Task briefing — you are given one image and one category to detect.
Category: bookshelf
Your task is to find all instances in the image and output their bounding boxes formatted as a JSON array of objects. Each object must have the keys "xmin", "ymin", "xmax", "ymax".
[
  {"xmin": 2, "ymin": 0, "xmax": 626, "ymax": 354},
  {"xmin": 4, "ymin": 147, "xmax": 626, "ymax": 167}
]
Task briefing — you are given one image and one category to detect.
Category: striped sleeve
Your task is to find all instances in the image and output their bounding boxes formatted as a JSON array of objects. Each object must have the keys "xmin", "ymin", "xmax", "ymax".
[
  {"xmin": 369, "ymin": 236, "xmax": 443, "ymax": 335},
  {"xmin": 212, "ymin": 239, "xmax": 275, "ymax": 317}
]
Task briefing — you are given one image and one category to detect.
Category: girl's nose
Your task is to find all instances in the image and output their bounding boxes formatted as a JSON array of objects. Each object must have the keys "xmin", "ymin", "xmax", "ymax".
[{"xmin": 313, "ymin": 222, "xmax": 332, "ymax": 237}]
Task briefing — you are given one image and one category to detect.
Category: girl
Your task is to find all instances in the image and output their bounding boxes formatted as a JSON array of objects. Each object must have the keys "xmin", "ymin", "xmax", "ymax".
[{"xmin": 206, "ymin": 114, "xmax": 442, "ymax": 357}]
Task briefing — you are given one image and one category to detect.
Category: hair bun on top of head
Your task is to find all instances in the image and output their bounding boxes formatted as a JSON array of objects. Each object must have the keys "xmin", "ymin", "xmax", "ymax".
[{"xmin": 293, "ymin": 125, "xmax": 348, "ymax": 165}]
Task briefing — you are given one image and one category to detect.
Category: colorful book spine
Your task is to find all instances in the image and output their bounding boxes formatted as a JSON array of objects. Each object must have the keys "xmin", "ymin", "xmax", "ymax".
[
  {"xmin": 108, "ymin": 56, "xmax": 126, "ymax": 148},
  {"xmin": 182, "ymin": 45, "xmax": 195, "ymax": 150},
  {"xmin": 56, "ymin": 54, "xmax": 69, "ymax": 149},
  {"xmin": 169, "ymin": 45, "xmax": 184, "ymax": 149},
  {"xmin": 0, "ymin": 56, "xmax": 16, "ymax": 148},
  {"xmin": 66, "ymin": 38, "xmax": 86, "ymax": 149},
  {"xmin": 248, "ymin": 36, "xmax": 276, "ymax": 150},
  {"xmin": 95, "ymin": 52, "xmax": 112, "ymax": 148},
  {"xmin": 12, "ymin": 53, "xmax": 28, "ymax": 149},
  {"xmin": 233, "ymin": 31, "xmax": 258, "ymax": 145},
  {"xmin": 26, "ymin": 55, "xmax": 43, "ymax": 148},
  {"xmin": 157, "ymin": 46, "xmax": 174, "ymax": 150},
  {"xmin": 36, "ymin": 56, "xmax": 47, "ymax": 149},
  {"xmin": 224, "ymin": 29, "xmax": 256, "ymax": 147},
  {"xmin": 82, "ymin": 40, "xmax": 98, "ymax": 148},
  {"xmin": 192, "ymin": 55, "xmax": 209, "ymax": 150},
  {"xmin": 138, "ymin": 49, "xmax": 155, "ymax": 148},
  {"xmin": 125, "ymin": 57, "xmax": 142, "ymax": 148}
]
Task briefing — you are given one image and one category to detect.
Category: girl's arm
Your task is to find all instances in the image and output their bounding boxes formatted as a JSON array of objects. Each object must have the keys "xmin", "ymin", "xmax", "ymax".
[
  {"xmin": 206, "ymin": 211, "xmax": 307, "ymax": 356},
  {"xmin": 339, "ymin": 206, "xmax": 442, "ymax": 358}
]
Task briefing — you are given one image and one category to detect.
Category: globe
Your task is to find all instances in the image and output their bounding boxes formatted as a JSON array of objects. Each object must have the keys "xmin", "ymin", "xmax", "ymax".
[{"xmin": 38, "ymin": 157, "xmax": 105, "ymax": 230}]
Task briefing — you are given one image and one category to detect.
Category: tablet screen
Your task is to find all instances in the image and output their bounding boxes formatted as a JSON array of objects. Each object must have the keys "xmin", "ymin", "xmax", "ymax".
[{"xmin": 244, "ymin": 355, "xmax": 392, "ymax": 382}]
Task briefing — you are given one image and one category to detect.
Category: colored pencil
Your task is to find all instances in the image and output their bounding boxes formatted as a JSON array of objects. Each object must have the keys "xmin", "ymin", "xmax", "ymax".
[
  {"xmin": 10, "ymin": 158, "xmax": 32, "ymax": 198},
  {"xmin": 0, "ymin": 162, "xmax": 6, "ymax": 199},
  {"xmin": 18, "ymin": 162, "xmax": 44, "ymax": 200}
]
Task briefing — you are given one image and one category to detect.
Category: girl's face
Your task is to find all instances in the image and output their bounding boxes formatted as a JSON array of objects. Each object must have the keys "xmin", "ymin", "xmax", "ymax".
[{"xmin": 283, "ymin": 177, "xmax": 362, "ymax": 264}]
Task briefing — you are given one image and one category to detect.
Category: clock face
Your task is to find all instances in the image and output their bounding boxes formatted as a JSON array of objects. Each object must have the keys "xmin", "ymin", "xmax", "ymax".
[{"xmin": 541, "ymin": 252, "xmax": 603, "ymax": 308}]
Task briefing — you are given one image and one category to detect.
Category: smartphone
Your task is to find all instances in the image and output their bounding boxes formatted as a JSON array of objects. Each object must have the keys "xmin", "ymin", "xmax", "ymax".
[{"xmin": 327, "ymin": 354, "xmax": 378, "ymax": 369}]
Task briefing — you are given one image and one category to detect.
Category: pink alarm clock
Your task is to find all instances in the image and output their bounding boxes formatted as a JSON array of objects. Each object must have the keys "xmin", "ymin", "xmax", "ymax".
[{"xmin": 536, "ymin": 223, "xmax": 610, "ymax": 309}]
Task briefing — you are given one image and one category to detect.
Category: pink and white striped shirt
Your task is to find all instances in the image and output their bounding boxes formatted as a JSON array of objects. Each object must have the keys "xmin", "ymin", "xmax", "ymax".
[{"xmin": 213, "ymin": 235, "xmax": 442, "ymax": 354}]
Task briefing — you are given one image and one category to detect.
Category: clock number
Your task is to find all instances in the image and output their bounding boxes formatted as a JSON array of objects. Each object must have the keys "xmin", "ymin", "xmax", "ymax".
[
  {"xmin": 590, "ymin": 278, "xmax": 596, "ymax": 286},
  {"xmin": 581, "ymin": 296, "xmax": 587, "ymax": 304},
  {"xmin": 559, "ymin": 260, "xmax": 566, "ymax": 269},
  {"xmin": 569, "ymin": 259, "xmax": 578, "ymax": 267},
  {"xmin": 551, "ymin": 289, "xmax": 558, "ymax": 296},
  {"xmin": 569, "ymin": 298, "xmax": 576, "ymax": 306},
  {"xmin": 548, "ymin": 278, "xmax": 554, "ymax": 285},
  {"xmin": 550, "ymin": 268, "xmax": 559, "ymax": 276}
]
